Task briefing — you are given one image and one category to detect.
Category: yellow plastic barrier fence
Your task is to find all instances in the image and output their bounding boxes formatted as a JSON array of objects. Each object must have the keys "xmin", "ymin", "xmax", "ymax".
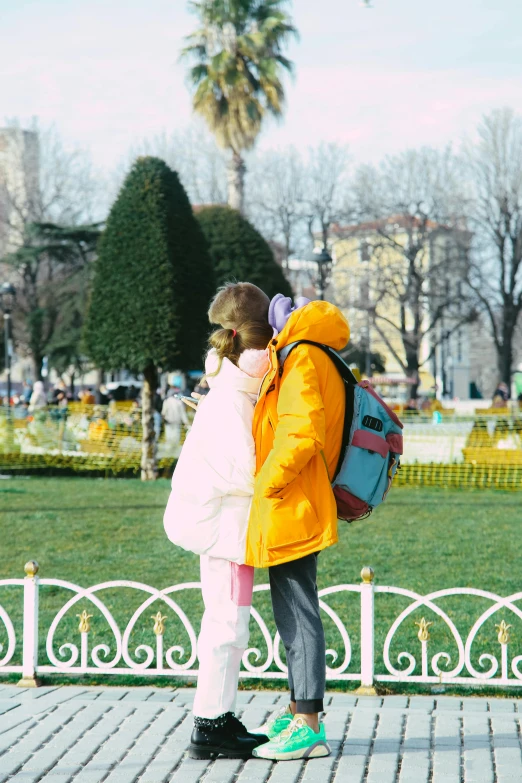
[
  {"xmin": 1, "ymin": 407, "xmax": 520, "ymax": 488},
  {"xmin": 395, "ymin": 463, "xmax": 522, "ymax": 490},
  {"xmin": 0, "ymin": 451, "xmax": 177, "ymax": 476}
]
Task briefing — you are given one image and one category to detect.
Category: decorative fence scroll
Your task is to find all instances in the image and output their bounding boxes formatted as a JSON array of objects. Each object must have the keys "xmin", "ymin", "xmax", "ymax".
[{"xmin": 3, "ymin": 561, "xmax": 522, "ymax": 690}]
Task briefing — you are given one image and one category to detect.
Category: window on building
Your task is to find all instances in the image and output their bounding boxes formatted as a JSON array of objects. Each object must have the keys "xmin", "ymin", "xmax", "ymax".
[
  {"xmin": 348, "ymin": 275, "xmax": 358, "ymax": 304},
  {"xmin": 359, "ymin": 240, "xmax": 370, "ymax": 263},
  {"xmin": 359, "ymin": 278, "xmax": 370, "ymax": 302}
]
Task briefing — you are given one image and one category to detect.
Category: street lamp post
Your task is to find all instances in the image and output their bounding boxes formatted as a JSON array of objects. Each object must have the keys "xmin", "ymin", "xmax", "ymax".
[
  {"xmin": 441, "ymin": 328, "xmax": 451, "ymax": 398},
  {"xmin": 310, "ymin": 246, "xmax": 333, "ymax": 301},
  {"xmin": 0, "ymin": 282, "xmax": 16, "ymax": 410}
]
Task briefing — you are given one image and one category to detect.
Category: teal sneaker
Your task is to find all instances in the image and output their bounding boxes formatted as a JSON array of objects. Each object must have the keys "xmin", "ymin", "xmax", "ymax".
[
  {"xmin": 252, "ymin": 716, "xmax": 330, "ymax": 761},
  {"xmin": 249, "ymin": 705, "xmax": 293, "ymax": 740}
]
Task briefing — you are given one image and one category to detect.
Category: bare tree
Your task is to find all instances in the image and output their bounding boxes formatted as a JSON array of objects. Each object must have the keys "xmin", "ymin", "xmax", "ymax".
[
  {"xmin": 246, "ymin": 141, "xmax": 351, "ymax": 291},
  {"xmin": 334, "ymin": 147, "xmax": 474, "ymax": 396},
  {"xmin": 246, "ymin": 147, "xmax": 306, "ymax": 266},
  {"xmin": 465, "ymin": 108, "xmax": 522, "ymax": 386},
  {"xmin": 305, "ymin": 142, "xmax": 352, "ymax": 249},
  {"xmin": 113, "ymin": 124, "xmax": 227, "ymax": 208}
]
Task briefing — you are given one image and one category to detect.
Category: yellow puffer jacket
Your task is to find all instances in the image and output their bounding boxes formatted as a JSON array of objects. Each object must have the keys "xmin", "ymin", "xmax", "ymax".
[{"xmin": 245, "ymin": 301, "xmax": 350, "ymax": 568}]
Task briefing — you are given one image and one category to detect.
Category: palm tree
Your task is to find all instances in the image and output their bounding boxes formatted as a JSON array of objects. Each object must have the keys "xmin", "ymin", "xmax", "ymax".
[{"xmin": 182, "ymin": 0, "xmax": 297, "ymax": 213}]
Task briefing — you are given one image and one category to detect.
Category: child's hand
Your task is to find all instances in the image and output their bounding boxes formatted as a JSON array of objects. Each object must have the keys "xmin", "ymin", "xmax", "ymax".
[{"xmin": 182, "ymin": 392, "xmax": 202, "ymax": 411}]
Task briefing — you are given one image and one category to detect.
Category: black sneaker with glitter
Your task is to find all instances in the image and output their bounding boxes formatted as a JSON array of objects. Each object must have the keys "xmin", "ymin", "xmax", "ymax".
[{"xmin": 189, "ymin": 712, "xmax": 269, "ymax": 760}]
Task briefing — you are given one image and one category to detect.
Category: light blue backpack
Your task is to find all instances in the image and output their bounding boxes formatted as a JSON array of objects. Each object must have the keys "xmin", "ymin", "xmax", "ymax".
[{"xmin": 279, "ymin": 341, "xmax": 404, "ymax": 521}]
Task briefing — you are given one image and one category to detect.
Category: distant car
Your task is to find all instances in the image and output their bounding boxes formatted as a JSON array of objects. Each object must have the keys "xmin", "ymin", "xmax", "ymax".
[{"xmin": 105, "ymin": 380, "xmax": 143, "ymax": 402}]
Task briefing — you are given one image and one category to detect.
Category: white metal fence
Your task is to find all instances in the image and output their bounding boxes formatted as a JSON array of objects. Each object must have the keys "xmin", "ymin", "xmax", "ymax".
[{"xmin": 2, "ymin": 561, "xmax": 522, "ymax": 690}]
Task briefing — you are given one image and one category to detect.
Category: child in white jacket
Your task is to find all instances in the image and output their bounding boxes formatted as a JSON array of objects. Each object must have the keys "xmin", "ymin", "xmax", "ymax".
[{"xmin": 163, "ymin": 315, "xmax": 273, "ymax": 760}]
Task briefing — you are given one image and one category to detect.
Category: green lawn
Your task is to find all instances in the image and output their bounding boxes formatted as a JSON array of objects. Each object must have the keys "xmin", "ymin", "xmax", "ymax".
[{"xmin": 1, "ymin": 478, "xmax": 521, "ymax": 690}]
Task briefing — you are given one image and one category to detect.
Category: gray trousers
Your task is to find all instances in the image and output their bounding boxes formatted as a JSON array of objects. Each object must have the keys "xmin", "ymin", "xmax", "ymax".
[{"xmin": 269, "ymin": 552, "xmax": 325, "ymax": 713}]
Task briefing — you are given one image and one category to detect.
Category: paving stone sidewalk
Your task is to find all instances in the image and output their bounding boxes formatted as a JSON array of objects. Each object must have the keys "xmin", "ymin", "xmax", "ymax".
[{"xmin": 1, "ymin": 685, "xmax": 522, "ymax": 783}]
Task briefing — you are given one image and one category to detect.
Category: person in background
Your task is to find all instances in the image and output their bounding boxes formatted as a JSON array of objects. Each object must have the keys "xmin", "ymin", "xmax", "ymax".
[
  {"xmin": 161, "ymin": 387, "xmax": 189, "ymax": 448},
  {"xmin": 128, "ymin": 384, "xmax": 139, "ymax": 401},
  {"xmin": 419, "ymin": 397, "xmax": 432, "ymax": 412},
  {"xmin": 88, "ymin": 409, "xmax": 110, "ymax": 441},
  {"xmin": 78, "ymin": 388, "xmax": 93, "ymax": 405},
  {"xmin": 28, "ymin": 381, "xmax": 47, "ymax": 412},
  {"xmin": 49, "ymin": 388, "xmax": 69, "ymax": 421},
  {"xmin": 14, "ymin": 398, "xmax": 29, "ymax": 419},
  {"xmin": 98, "ymin": 385, "xmax": 110, "ymax": 406},
  {"xmin": 492, "ymin": 382, "xmax": 509, "ymax": 408},
  {"xmin": 56, "ymin": 391, "xmax": 68, "ymax": 409},
  {"xmin": 83, "ymin": 388, "xmax": 96, "ymax": 405},
  {"xmin": 22, "ymin": 381, "xmax": 33, "ymax": 404},
  {"xmin": 153, "ymin": 388, "xmax": 163, "ymax": 442},
  {"xmin": 50, "ymin": 380, "xmax": 67, "ymax": 405},
  {"xmin": 129, "ymin": 398, "xmax": 141, "ymax": 435}
]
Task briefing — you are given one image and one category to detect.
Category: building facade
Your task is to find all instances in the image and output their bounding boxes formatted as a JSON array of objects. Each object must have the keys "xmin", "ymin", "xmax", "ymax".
[
  {"xmin": 0, "ymin": 127, "xmax": 39, "ymax": 257},
  {"xmin": 0, "ymin": 128, "xmax": 40, "ymax": 388},
  {"xmin": 328, "ymin": 216, "xmax": 472, "ymax": 399}
]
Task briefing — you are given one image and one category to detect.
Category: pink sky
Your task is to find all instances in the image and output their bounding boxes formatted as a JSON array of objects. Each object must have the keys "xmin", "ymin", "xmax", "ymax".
[{"xmin": 0, "ymin": 0, "xmax": 521, "ymax": 169}]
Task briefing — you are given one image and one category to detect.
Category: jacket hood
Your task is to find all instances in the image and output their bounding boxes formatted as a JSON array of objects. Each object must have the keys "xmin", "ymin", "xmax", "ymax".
[
  {"xmin": 205, "ymin": 350, "xmax": 264, "ymax": 396},
  {"xmin": 275, "ymin": 301, "xmax": 350, "ymax": 351}
]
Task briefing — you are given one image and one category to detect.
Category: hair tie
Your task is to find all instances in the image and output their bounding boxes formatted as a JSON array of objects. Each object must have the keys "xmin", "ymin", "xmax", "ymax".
[{"xmin": 231, "ymin": 329, "xmax": 237, "ymax": 338}]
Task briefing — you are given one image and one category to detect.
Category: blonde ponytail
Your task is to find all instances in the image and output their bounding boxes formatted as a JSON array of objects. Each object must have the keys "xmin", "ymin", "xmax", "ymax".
[
  {"xmin": 206, "ymin": 321, "xmax": 272, "ymax": 378},
  {"xmin": 207, "ymin": 328, "xmax": 240, "ymax": 376}
]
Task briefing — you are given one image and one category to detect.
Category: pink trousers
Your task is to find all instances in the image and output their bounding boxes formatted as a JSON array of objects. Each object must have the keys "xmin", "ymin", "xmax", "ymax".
[{"xmin": 193, "ymin": 555, "xmax": 255, "ymax": 719}]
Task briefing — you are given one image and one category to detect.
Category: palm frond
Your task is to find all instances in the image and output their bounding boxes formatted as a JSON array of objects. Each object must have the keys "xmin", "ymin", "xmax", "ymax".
[
  {"xmin": 258, "ymin": 78, "xmax": 283, "ymax": 115},
  {"xmin": 211, "ymin": 49, "xmax": 235, "ymax": 71},
  {"xmin": 181, "ymin": 40, "xmax": 208, "ymax": 57},
  {"xmin": 273, "ymin": 53, "xmax": 293, "ymax": 72},
  {"xmin": 183, "ymin": 0, "xmax": 295, "ymax": 153},
  {"xmin": 189, "ymin": 63, "xmax": 209, "ymax": 85}
]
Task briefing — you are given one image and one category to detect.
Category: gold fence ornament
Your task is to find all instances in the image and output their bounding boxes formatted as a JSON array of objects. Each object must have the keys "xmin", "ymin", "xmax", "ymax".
[
  {"xmin": 152, "ymin": 611, "xmax": 167, "ymax": 636},
  {"xmin": 415, "ymin": 617, "xmax": 433, "ymax": 642},
  {"xmin": 496, "ymin": 620, "xmax": 511, "ymax": 645},
  {"xmin": 361, "ymin": 566, "xmax": 375, "ymax": 584},
  {"xmin": 77, "ymin": 610, "xmax": 93, "ymax": 634},
  {"xmin": 24, "ymin": 561, "xmax": 39, "ymax": 578}
]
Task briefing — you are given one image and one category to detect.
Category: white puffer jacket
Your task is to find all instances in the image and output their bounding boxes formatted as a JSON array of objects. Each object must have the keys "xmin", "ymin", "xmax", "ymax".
[{"xmin": 163, "ymin": 352, "xmax": 264, "ymax": 565}]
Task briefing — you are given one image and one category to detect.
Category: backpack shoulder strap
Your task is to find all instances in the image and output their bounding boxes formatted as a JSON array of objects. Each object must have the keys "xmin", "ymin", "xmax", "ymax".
[
  {"xmin": 277, "ymin": 340, "xmax": 357, "ymax": 482},
  {"xmin": 277, "ymin": 342, "xmax": 300, "ymax": 367},
  {"xmin": 278, "ymin": 340, "xmax": 358, "ymax": 386}
]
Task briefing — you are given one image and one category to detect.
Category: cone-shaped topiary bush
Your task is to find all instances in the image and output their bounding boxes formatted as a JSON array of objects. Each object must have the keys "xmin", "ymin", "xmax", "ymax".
[
  {"xmin": 195, "ymin": 205, "xmax": 292, "ymax": 300},
  {"xmin": 85, "ymin": 156, "xmax": 215, "ymax": 479}
]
